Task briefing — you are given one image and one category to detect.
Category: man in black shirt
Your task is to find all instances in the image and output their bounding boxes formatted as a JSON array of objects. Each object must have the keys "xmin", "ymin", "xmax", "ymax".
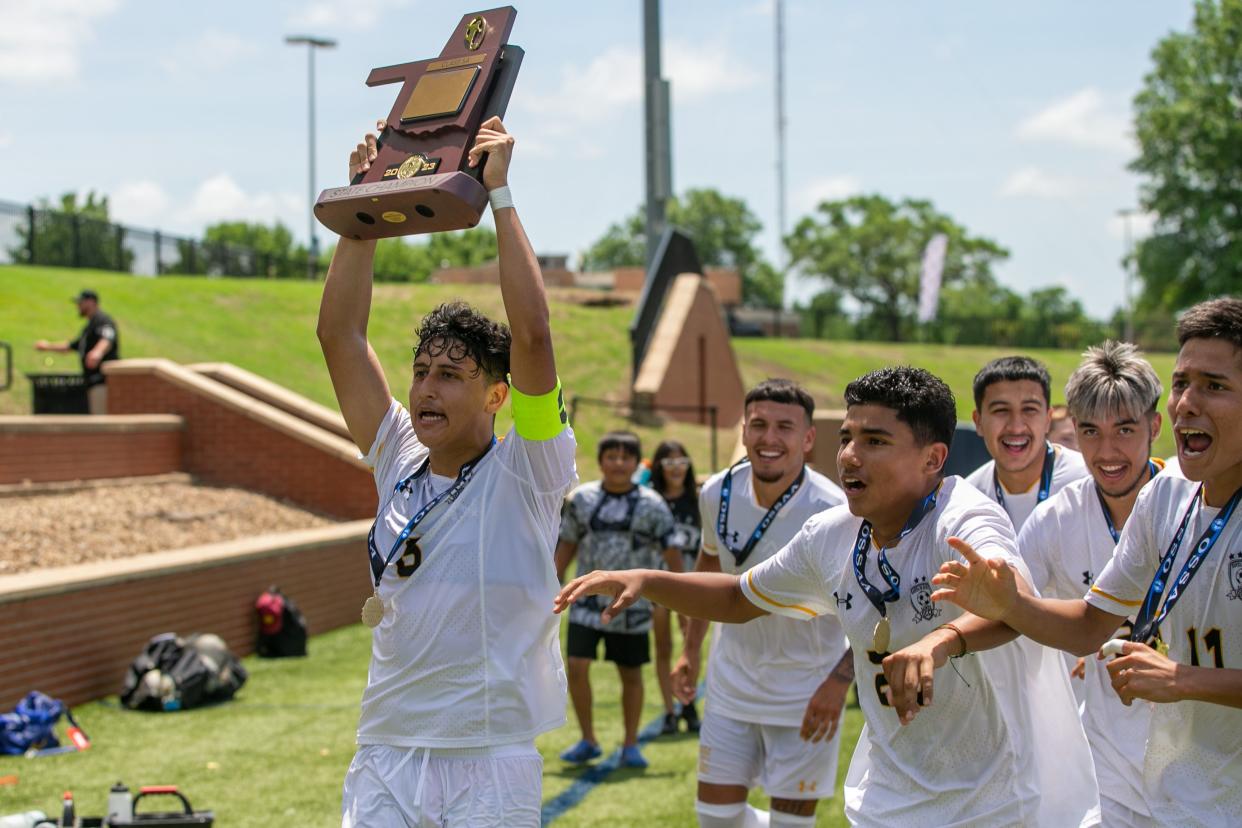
[{"xmin": 35, "ymin": 289, "xmax": 120, "ymax": 414}]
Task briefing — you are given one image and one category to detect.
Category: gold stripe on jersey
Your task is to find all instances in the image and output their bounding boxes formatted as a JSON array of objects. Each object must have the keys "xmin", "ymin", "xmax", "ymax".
[
  {"xmin": 746, "ymin": 571, "xmax": 818, "ymax": 617},
  {"xmin": 1089, "ymin": 584, "xmax": 1143, "ymax": 607}
]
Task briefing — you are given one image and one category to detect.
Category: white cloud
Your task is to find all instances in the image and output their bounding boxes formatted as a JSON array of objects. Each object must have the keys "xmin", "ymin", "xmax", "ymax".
[
  {"xmin": 1016, "ymin": 87, "xmax": 1132, "ymax": 153},
  {"xmin": 1107, "ymin": 210, "xmax": 1157, "ymax": 241},
  {"xmin": 286, "ymin": 0, "xmax": 411, "ymax": 32},
  {"xmin": 795, "ymin": 175, "xmax": 861, "ymax": 211},
  {"xmin": 522, "ymin": 40, "xmax": 757, "ymax": 122},
  {"xmin": 185, "ymin": 174, "xmax": 303, "ymax": 228},
  {"xmin": 0, "ymin": 0, "xmax": 119, "ymax": 84},
  {"xmin": 999, "ymin": 167, "xmax": 1079, "ymax": 199},
  {"xmin": 111, "ymin": 180, "xmax": 170, "ymax": 225},
  {"xmin": 160, "ymin": 30, "xmax": 257, "ymax": 73}
]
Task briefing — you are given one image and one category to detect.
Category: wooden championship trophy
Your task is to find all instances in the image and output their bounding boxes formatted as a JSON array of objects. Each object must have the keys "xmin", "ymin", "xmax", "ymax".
[{"xmin": 314, "ymin": 7, "xmax": 523, "ymax": 240}]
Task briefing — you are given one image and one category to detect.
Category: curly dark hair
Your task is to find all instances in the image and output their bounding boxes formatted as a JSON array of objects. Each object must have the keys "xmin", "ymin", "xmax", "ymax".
[
  {"xmin": 844, "ymin": 366, "xmax": 957, "ymax": 449},
  {"xmin": 414, "ymin": 301, "xmax": 511, "ymax": 384}
]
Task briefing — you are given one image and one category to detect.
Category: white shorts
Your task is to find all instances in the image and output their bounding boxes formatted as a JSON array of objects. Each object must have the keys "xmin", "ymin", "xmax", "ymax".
[
  {"xmin": 698, "ymin": 710, "xmax": 841, "ymax": 800},
  {"xmin": 341, "ymin": 742, "xmax": 542, "ymax": 828}
]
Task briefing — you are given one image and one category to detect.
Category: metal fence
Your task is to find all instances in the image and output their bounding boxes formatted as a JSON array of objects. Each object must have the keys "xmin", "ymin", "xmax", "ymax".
[
  {"xmin": 0, "ymin": 199, "xmax": 322, "ymax": 279},
  {"xmin": 569, "ymin": 395, "xmax": 720, "ymax": 471}
]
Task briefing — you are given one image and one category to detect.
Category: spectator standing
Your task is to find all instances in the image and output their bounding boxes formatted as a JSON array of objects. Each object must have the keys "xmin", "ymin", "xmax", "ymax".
[{"xmin": 35, "ymin": 289, "xmax": 120, "ymax": 414}]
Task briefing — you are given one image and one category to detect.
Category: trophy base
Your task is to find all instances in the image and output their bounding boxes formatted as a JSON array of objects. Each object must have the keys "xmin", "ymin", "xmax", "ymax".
[{"xmin": 314, "ymin": 171, "xmax": 488, "ymax": 240}]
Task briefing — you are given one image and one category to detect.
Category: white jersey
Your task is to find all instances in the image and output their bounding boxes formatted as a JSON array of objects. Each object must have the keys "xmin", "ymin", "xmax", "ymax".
[
  {"xmin": 966, "ymin": 442, "xmax": 1089, "ymax": 530},
  {"xmin": 742, "ymin": 476, "xmax": 1100, "ymax": 827},
  {"xmin": 699, "ymin": 463, "xmax": 847, "ymax": 726},
  {"xmin": 1087, "ymin": 474, "xmax": 1242, "ymax": 827},
  {"xmin": 1018, "ymin": 476, "xmax": 1153, "ymax": 820},
  {"xmin": 357, "ymin": 399, "xmax": 578, "ymax": 748}
]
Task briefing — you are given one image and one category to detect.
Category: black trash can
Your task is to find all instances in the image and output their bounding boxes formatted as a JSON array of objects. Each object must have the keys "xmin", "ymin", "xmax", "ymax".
[{"xmin": 26, "ymin": 373, "xmax": 89, "ymax": 414}]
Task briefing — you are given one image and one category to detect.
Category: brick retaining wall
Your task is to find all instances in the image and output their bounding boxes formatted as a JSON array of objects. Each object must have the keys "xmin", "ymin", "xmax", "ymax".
[{"xmin": 0, "ymin": 415, "xmax": 183, "ymax": 485}]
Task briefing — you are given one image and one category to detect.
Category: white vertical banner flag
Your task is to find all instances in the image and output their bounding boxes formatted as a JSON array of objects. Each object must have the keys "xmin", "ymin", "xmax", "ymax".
[{"xmin": 917, "ymin": 233, "xmax": 948, "ymax": 323}]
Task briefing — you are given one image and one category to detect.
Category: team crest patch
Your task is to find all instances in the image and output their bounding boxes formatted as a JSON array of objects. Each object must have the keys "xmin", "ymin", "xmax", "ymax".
[
  {"xmin": 1227, "ymin": 551, "xmax": 1242, "ymax": 601},
  {"xmin": 910, "ymin": 576, "xmax": 941, "ymax": 623}
]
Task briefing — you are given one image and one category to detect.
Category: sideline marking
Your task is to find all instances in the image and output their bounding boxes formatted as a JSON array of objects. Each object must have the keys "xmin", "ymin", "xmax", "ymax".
[{"xmin": 541, "ymin": 692, "xmax": 703, "ymax": 825}]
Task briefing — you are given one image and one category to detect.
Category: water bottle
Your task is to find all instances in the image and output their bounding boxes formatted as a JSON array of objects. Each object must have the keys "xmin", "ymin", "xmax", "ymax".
[
  {"xmin": 106, "ymin": 781, "xmax": 133, "ymax": 824},
  {"xmin": 59, "ymin": 791, "xmax": 75, "ymax": 828},
  {"xmin": 0, "ymin": 812, "xmax": 48, "ymax": 828}
]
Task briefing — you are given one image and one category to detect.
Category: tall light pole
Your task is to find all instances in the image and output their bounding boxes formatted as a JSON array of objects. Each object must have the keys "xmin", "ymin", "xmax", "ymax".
[
  {"xmin": 643, "ymin": 0, "xmax": 672, "ymax": 270},
  {"xmin": 775, "ymin": 0, "xmax": 787, "ymax": 310},
  {"xmin": 286, "ymin": 35, "xmax": 336, "ymax": 280},
  {"xmin": 1117, "ymin": 208, "xmax": 1137, "ymax": 342}
]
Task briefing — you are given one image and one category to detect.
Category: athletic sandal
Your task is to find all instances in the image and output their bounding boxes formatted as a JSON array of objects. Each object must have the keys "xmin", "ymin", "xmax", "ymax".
[
  {"xmin": 660, "ymin": 712, "xmax": 678, "ymax": 735},
  {"xmin": 620, "ymin": 744, "xmax": 649, "ymax": 769},
  {"xmin": 681, "ymin": 701, "xmax": 701, "ymax": 733},
  {"xmin": 559, "ymin": 739, "xmax": 602, "ymax": 764}
]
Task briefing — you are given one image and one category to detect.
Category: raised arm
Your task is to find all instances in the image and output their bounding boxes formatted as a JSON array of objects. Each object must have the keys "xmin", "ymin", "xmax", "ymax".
[
  {"xmin": 316, "ymin": 123, "xmax": 394, "ymax": 452},
  {"xmin": 466, "ymin": 117, "xmax": 556, "ymax": 396}
]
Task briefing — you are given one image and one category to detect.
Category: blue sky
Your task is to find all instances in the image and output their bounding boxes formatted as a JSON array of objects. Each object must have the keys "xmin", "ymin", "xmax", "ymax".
[{"xmin": 0, "ymin": 1, "xmax": 1194, "ymax": 315}]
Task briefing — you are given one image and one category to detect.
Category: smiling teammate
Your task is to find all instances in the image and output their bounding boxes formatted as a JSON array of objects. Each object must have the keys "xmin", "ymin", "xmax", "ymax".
[
  {"xmin": 558, "ymin": 367, "xmax": 1099, "ymax": 826},
  {"xmin": 1016, "ymin": 342, "xmax": 1165, "ymax": 825},
  {"xmin": 676, "ymin": 379, "xmax": 849, "ymax": 828},
  {"xmin": 933, "ymin": 299, "xmax": 1242, "ymax": 826},
  {"xmin": 966, "ymin": 356, "xmax": 1088, "ymax": 530},
  {"xmin": 319, "ymin": 117, "xmax": 577, "ymax": 827}
]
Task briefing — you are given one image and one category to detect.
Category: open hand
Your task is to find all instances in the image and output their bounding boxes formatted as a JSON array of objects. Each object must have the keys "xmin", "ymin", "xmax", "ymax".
[
  {"xmin": 554, "ymin": 569, "xmax": 648, "ymax": 625},
  {"xmin": 800, "ymin": 674, "xmax": 848, "ymax": 742},
  {"xmin": 930, "ymin": 537, "xmax": 1018, "ymax": 621}
]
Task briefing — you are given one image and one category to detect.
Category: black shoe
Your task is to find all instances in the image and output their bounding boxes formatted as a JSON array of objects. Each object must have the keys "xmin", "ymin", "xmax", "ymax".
[
  {"xmin": 681, "ymin": 701, "xmax": 701, "ymax": 733},
  {"xmin": 660, "ymin": 711, "xmax": 678, "ymax": 735}
]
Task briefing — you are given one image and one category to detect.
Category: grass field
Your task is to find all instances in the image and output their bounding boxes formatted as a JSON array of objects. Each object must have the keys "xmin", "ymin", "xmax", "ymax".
[
  {"xmin": 0, "ymin": 265, "xmax": 1178, "ymax": 463},
  {"xmin": 2, "ymin": 620, "xmax": 862, "ymax": 826}
]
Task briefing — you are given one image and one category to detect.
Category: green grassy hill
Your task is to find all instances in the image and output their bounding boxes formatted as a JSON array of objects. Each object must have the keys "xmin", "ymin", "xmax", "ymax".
[{"xmin": 1, "ymin": 265, "xmax": 1177, "ymax": 463}]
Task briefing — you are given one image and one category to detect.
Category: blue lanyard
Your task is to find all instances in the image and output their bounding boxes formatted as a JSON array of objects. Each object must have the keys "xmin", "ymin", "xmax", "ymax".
[
  {"xmin": 1130, "ymin": 482, "xmax": 1242, "ymax": 644},
  {"xmin": 365, "ymin": 437, "xmax": 495, "ymax": 587},
  {"xmin": 1095, "ymin": 460, "xmax": 1160, "ymax": 544},
  {"xmin": 851, "ymin": 485, "xmax": 940, "ymax": 619},
  {"xmin": 716, "ymin": 460, "xmax": 805, "ymax": 568},
  {"xmin": 994, "ymin": 442, "xmax": 1055, "ymax": 508}
]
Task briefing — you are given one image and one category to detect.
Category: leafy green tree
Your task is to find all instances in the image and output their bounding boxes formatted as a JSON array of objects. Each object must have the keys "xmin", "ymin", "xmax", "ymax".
[
  {"xmin": 200, "ymin": 221, "xmax": 305, "ymax": 277},
  {"xmin": 9, "ymin": 191, "xmax": 134, "ymax": 271},
  {"xmin": 785, "ymin": 194, "xmax": 1010, "ymax": 342},
  {"xmin": 323, "ymin": 227, "xmax": 498, "ymax": 283},
  {"xmin": 580, "ymin": 189, "xmax": 779, "ymax": 307},
  {"xmin": 1130, "ymin": 0, "xmax": 1242, "ymax": 310}
]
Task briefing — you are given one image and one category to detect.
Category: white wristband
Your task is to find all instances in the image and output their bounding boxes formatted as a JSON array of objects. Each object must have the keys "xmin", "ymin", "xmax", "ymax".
[{"xmin": 488, "ymin": 185, "xmax": 514, "ymax": 212}]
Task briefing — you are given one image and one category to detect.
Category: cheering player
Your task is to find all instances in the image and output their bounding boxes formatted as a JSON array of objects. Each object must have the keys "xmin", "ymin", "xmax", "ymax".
[
  {"xmin": 319, "ymin": 118, "xmax": 577, "ymax": 827},
  {"xmin": 934, "ymin": 298, "xmax": 1242, "ymax": 826}
]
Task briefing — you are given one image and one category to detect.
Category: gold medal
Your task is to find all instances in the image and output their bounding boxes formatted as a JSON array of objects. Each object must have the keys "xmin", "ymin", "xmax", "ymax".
[
  {"xmin": 873, "ymin": 617, "xmax": 891, "ymax": 653},
  {"xmin": 361, "ymin": 593, "xmax": 385, "ymax": 628}
]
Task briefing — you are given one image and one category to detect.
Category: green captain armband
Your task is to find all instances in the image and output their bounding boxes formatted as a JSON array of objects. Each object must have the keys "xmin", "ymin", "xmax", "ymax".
[{"xmin": 510, "ymin": 378, "xmax": 569, "ymax": 440}]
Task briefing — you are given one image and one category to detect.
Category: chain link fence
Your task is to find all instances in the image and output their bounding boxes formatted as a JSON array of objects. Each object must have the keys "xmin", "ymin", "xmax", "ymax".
[{"xmin": 0, "ymin": 199, "xmax": 322, "ymax": 278}]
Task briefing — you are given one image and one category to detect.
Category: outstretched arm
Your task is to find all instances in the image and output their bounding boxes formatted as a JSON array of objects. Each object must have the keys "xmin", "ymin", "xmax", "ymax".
[
  {"xmin": 555, "ymin": 569, "xmax": 767, "ymax": 626},
  {"xmin": 317, "ymin": 123, "xmax": 393, "ymax": 451},
  {"xmin": 467, "ymin": 117, "xmax": 556, "ymax": 397},
  {"xmin": 1106, "ymin": 640, "xmax": 1242, "ymax": 709},
  {"xmin": 931, "ymin": 537, "xmax": 1125, "ymax": 656}
]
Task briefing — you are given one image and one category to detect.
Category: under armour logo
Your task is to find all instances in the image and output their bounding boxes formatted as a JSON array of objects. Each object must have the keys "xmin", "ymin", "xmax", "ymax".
[
  {"xmin": 726, "ymin": 530, "xmax": 741, "ymax": 546},
  {"xmin": 833, "ymin": 591, "xmax": 853, "ymax": 610},
  {"xmin": 1082, "ymin": 570, "xmax": 1094, "ymax": 586}
]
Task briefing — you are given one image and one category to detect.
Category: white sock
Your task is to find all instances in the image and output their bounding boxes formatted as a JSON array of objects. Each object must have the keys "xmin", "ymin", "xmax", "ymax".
[
  {"xmin": 769, "ymin": 810, "xmax": 816, "ymax": 828},
  {"xmin": 696, "ymin": 800, "xmax": 746, "ymax": 828},
  {"xmin": 695, "ymin": 800, "xmax": 770, "ymax": 828}
]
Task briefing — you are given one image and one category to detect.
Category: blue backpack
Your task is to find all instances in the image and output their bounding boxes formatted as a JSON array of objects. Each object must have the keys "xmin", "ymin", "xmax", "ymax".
[{"xmin": 0, "ymin": 691, "xmax": 65, "ymax": 755}]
